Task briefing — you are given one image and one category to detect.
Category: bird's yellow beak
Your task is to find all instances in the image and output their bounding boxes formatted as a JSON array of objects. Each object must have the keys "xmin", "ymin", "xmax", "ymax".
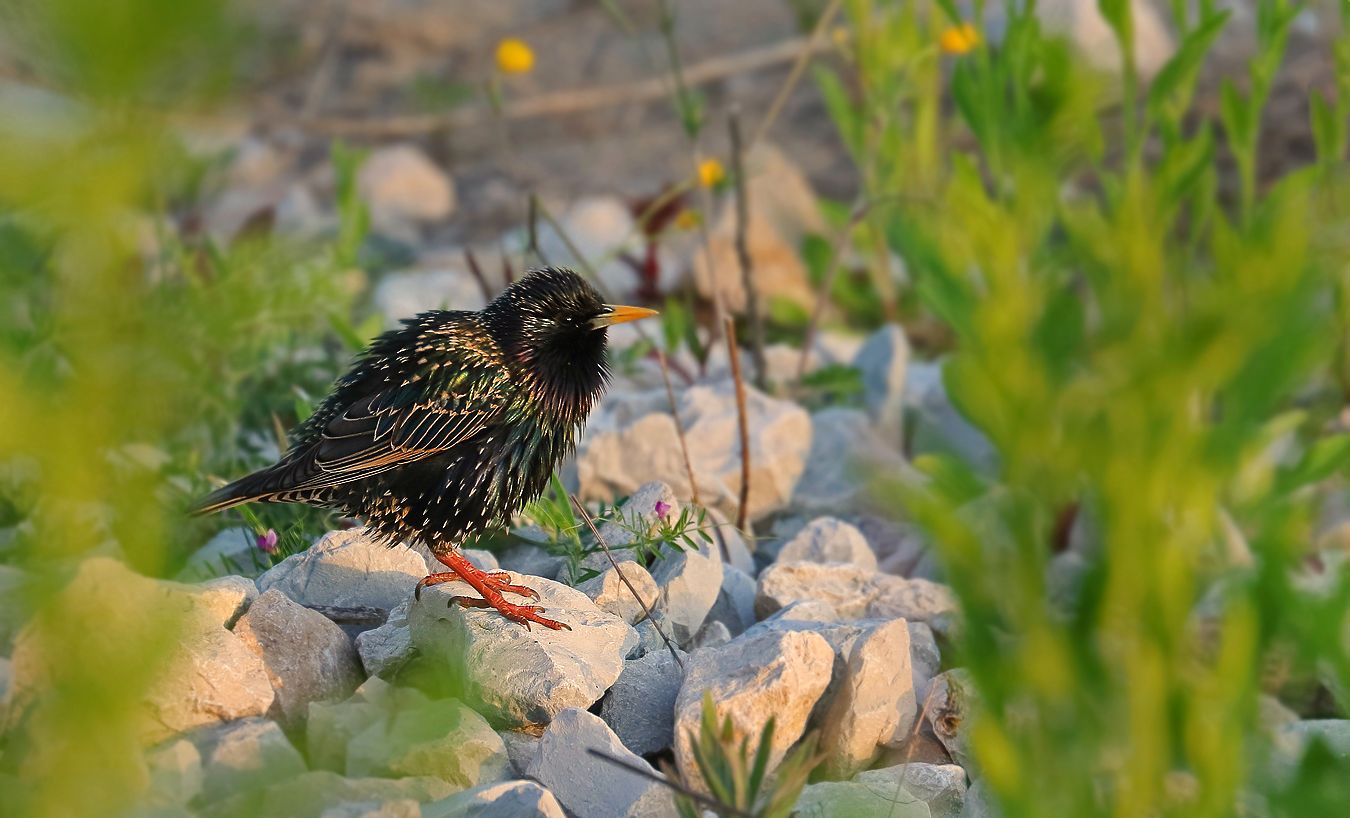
[{"xmin": 591, "ymin": 304, "xmax": 660, "ymax": 329}]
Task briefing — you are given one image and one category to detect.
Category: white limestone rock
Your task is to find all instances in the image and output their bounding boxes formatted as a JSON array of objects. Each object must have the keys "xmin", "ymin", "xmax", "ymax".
[
  {"xmin": 409, "ymin": 576, "xmax": 636, "ymax": 727},
  {"xmin": 423, "ymin": 780, "xmax": 566, "ymax": 818},
  {"xmin": 673, "ymin": 629, "xmax": 834, "ymax": 791},
  {"xmin": 233, "ymin": 589, "xmax": 364, "ymax": 726},
  {"xmin": 257, "ymin": 528, "xmax": 427, "ymax": 612},
  {"xmin": 777, "ymin": 517, "xmax": 878, "ymax": 571},
  {"xmin": 526, "ymin": 709, "xmax": 678, "ymax": 818}
]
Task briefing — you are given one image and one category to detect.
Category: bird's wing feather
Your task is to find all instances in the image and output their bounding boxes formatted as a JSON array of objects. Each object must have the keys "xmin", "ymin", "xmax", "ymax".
[{"xmin": 277, "ymin": 323, "xmax": 513, "ymax": 492}]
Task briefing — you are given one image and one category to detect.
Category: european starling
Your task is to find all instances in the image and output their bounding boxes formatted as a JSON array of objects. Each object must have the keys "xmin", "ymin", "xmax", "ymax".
[{"xmin": 194, "ymin": 267, "xmax": 657, "ymax": 630}]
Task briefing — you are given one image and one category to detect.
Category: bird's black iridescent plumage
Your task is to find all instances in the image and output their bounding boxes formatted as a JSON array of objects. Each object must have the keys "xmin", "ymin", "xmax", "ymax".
[{"xmin": 195, "ymin": 267, "xmax": 613, "ymax": 554}]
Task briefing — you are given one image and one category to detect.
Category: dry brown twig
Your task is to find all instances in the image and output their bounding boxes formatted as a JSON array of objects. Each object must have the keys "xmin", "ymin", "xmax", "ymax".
[
  {"xmin": 290, "ymin": 35, "xmax": 834, "ymax": 137},
  {"xmin": 462, "ymin": 248, "xmax": 496, "ymax": 302},
  {"xmin": 657, "ymin": 348, "xmax": 702, "ymax": 508},
  {"xmin": 569, "ymin": 494, "xmax": 684, "ymax": 670},
  {"xmin": 728, "ymin": 108, "xmax": 768, "ymax": 392},
  {"xmin": 725, "ymin": 318, "xmax": 753, "ymax": 531}
]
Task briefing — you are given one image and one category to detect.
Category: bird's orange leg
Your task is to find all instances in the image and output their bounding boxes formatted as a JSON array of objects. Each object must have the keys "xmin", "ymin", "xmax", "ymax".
[{"xmin": 416, "ymin": 549, "xmax": 570, "ymax": 631}]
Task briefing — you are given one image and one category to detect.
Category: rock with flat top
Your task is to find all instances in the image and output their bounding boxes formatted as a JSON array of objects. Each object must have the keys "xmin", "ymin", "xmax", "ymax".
[
  {"xmin": 756, "ymin": 562, "xmax": 957, "ymax": 631},
  {"xmin": 577, "ymin": 562, "xmax": 660, "ymax": 626},
  {"xmin": 355, "ymin": 597, "xmax": 413, "ymax": 678},
  {"xmin": 410, "ymin": 576, "xmax": 636, "ymax": 727},
  {"xmin": 257, "ymin": 528, "xmax": 426, "ymax": 612},
  {"xmin": 794, "ymin": 780, "xmax": 930, "ymax": 818}
]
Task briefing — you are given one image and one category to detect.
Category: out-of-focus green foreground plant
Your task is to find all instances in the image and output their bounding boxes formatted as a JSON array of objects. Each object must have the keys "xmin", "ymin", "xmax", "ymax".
[
  {"xmin": 0, "ymin": 2, "xmax": 358, "ymax": 816},
  {"xmin": 819, "ymin": 1, "xmax": 1350, "ymax": 816}
]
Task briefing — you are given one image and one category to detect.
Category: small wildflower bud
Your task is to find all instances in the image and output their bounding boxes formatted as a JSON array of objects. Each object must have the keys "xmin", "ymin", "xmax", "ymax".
[
  {"xmin": 939, "ymin": 22, "xmax": 980, "ymax": 55},
  {"xmin": 495, "ymin": 38, "xmax": 536, "ymax": 74},
  {"xmin": 654, "ymin": 500, "xmax": 672, "ymax": 520},
  {"xmin": 673, "ymin": 208, "xmax": 702, "ymax": 231},
  {"xmin": 256, "ymin": 528, "xmax": 279, "ymax": 554},
  {"xmin": 697, "ymin": 157, "xmax": 725, "ymax": 189}
]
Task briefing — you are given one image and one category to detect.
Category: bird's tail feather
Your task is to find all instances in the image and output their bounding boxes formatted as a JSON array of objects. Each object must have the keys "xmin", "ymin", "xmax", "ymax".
[{"xmin": 191, "ymin": 471, "xmax": 282, "ymax": 516}]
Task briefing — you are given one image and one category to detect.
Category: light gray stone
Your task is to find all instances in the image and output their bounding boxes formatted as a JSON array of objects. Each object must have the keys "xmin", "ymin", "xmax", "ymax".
[
  {"xmin": 704, "ymin": 565, "xmax": 757, "ymax": 637},
  {"xmin": 179, "ymin": 527, "xmax": 268, "ymax": 581},
  {"xmin": 674, "ymin": 629, "xmax": 834, "ymax": 791},
  {"xmin": 374, "ymin": 268, "xmax": 486, "ymax": 327},
  {"xmin": 358, "ymin": 144, "xmax": 455, "ymax": 234},
  {"xmin": 907, "ymin": 361, "xmax": 997, "ymax": 474},
  {"xmin": 599, "ymin": 648, "xmax": 688, "ymax": 756},
  {"xmin": 756, "ymin": 562, "xmax": 957, "ymax": 630},
  {"xmin": 577, "ymin": 562, "xmax": 660, "ymax": 625},
  {"xmin": 908, "ymin": 621, "xmax": 942, "ymax": 703},
  {"xmin": 854, "ymin": 325, "xmax": 910, "ymax": 443},
  {"xmin": 345, "ymin": 696, "xmax": 508, "ymax": 787},
  {"xmin": 145, "ymin": 739, "xmax": 203, "ymax": 808},
  {"xmin": 496, "ymin": 542, "xmax": 564, "ymax": 581},
  {"xmin": 739, "ymin": 611, "xmax": 918, "ymax": 776},
  {"xmin": 190, "ymin": 717, "xmax": 306, "ymax": 801},
  {"xmin": 855, "ymin": 764, "xmax": 967, "ymax": 818},
  {"xmin": 793, "ymin": 409, "xmax": 912, "ymax": 515},
  {"xmin": 704, "ymin": 507, "xmax": 755, "ymax": 576},
  {"xmin": 649, "ymin": 530, "xmax": 723, "ymax": 646},
  {"xmin": 688, "ymin": 619, "xmax": 732, "ymax": 650},
  {"xmin": 409, "ymin": 575, "xmax": 636, "ymax": 727},
  {"xmin": 307, "ymin": 679, "xmax": 508, "ymax": 788},
  {"xmin": 320, "ymin": 800, "xmax": 420, "ymax": 818},
  {"xmin": 193, "ymin": 574, "xmax": 259, "ymax": 628},
  {"xmin": 576, "ymin": 381, "xmax": 811, "ymax": 524},
  {"xmin": 820, "ymin": 619, "xmax": 916, "ymax": 777},
  {"xmin": 526, "ymin": 709, "xmax": 678, "ymax": 818},
  {"xmin": 223, "ymin": 771, "xmax": 456, "ymax": 818},
  {"xmin": 423, "ymin": 780, "xmax": 566, "ymax": 818},
  {"xmin": 5, "ymin": 558, "xmax": 275, "ymax": 744},
  {"xmin": 960, "ymin": 779, "xmax": 999, "ymax": 818},
  {"xmin": 777, "ymin": 517, "xmax": 877, "ymax": 571},
  {"xmin": 355, "ymin": 597, "xmax": 413, "ymax": 678},
  {"xmin": 795, "ymin": 780, "xmax": 931, "ymax": 818},
  {"xmin": 498, "ymin": 730, "xmax": 541, "ymax": 776},
  {"xmin": 234, "ymin": 589, "xmax": 363, "ymax": 726},
  {"xmin": 536, "ymin": 196, "xmax": 653, "ymax": 299},
  {"xmin": 257, "ymin": 528, "xmax": 427, "ymax": 612}
]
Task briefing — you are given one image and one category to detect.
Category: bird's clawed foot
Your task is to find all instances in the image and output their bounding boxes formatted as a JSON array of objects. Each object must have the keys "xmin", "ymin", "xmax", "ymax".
[
  {"xmin": 413, "ymin": 569, "xmax": 540, "ymax": 602},
  {"xmin": 448, "ymin": 595, "xmax": 571, "ymax": 631},
  {"xmin": 415, "ymin": 548, "xmax": 567, "ymax": 630}
]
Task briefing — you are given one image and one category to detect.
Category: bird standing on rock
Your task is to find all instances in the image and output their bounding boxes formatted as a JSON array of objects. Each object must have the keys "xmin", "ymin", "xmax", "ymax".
[{"xmin": 193, "ymin": 267, "xmax": 657, "ymax": 630}]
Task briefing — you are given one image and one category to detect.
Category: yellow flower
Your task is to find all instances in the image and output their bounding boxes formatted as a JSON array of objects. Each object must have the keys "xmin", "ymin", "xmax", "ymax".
[
  {"xmin": 674, "ymin": 208, "xmax": 702, "ymax": 231},
  {"xmin": 939, "ymin": 22, "xmax": 980, "ymax": 55},
  {"xmin": 495, "ymin": 38, "xmax": 535, "ymax": 74},
  {"xmin": 830, "ymin": 26, "xmax": 851, "ymax": 49},
  {"xmin": 697, "ymin": 157, "xmax": 725, "ymax": 188}
]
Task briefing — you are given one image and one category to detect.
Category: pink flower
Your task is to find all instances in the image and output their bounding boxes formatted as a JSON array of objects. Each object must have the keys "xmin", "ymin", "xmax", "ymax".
[
  {"xmin": 654, "ymin": 500, "xmax": 672, "ymax": 520},
  {"xmin": 256, "ymin": 528, "xmax": 279, "ymax": 554}
]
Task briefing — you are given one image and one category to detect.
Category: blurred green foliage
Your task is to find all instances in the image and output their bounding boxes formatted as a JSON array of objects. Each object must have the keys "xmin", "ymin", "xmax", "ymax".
[
  {"xmin": 813, "ymin": 0, "xmax": 1350, "ymax": 816},
  {"xmin": 0, "ymin": 1, "xmax": 364, "ymax": 815}
]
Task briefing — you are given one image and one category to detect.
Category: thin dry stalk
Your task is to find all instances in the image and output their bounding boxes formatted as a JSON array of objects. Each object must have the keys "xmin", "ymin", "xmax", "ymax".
[
  {"xmin": 749, "ymin": 0, "xmax": 844, "ymax": 149},
  {"xmin": 462, "ymin": 248, "xmax": 495, "ymax": 302},
  {"xmin": 526, "ymin": 193, "xmax": 549, "ymax": 266},
  {"xmin": 724, "ymin": 318, "xmax": 753, "ymax": 531},
  {"xmin": 569, "ymin": 494, "xmax": 684, "ymax": 670},
  {"xmin": 585, "ymin": 749, "xmax": 753, "ymax": 818},
  {"xmin": 534, "ymin": 198, "xmax": 600, "ymax": 281},
  {"xmin": 656, "ymin": 347, "xmax": 701, "ymax": 507},
  {"xmin": 728, "ymin": 109, "xmax": 768, "ymax": 391},
  {"xmin": 290, "ymin": 35, "xmax": 830, "ymax": 137},
  {"xmin": 299, "ymin": 0, "xmax": 350, "ymax": 118}
]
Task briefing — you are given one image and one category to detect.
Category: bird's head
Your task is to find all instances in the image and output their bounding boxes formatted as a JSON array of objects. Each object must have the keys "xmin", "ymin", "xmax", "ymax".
[{"xmin": 482, "ymin": 267, "xmax": 658, "ymax": 415}]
